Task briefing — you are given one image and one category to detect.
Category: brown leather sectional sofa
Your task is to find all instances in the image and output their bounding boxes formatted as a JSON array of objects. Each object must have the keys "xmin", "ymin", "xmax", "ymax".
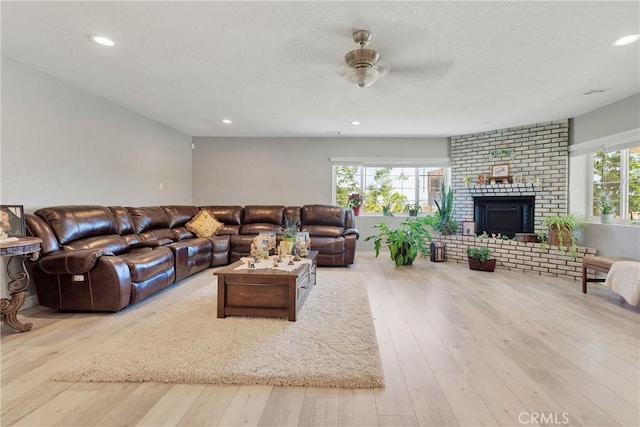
[{"xmin": 25, "ymin": 204, "xmax": 358, "ymax": 312}]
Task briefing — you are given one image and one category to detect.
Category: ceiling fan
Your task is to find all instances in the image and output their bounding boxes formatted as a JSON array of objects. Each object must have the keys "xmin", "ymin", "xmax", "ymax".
[{"xmin": 343, "ymin": 29, "xmax": 390, "ymax": 88}]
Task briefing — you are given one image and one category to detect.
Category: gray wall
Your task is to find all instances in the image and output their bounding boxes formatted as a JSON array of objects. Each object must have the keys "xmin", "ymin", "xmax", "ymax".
[
  {"xmin": 571, "ymin": 93, "xmax": 640, "ymax": 144},
  {"xmin": 192, "ymin": 136, "xmax": 449, "ymax": 250},
  {"xmin": 569, "ymin": 93, "xmax": 640, "ymax": 257},
  {"xmin": 1, "ymin": 59, "xmax": 193, "ymax": 210},
  {"xmin": 192, "ymin": 137, "xmax": 449, "ymax": 206},
  {"xmin": 1, "ymin": 58, "xmax": 193, "ymax": 302}
]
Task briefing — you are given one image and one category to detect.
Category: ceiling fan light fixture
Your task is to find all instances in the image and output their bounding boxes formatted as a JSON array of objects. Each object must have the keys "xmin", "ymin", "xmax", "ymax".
[
  {"xmin": 343, "ymin": 30, "xmax": 389, "ymax": 88},
  {"xmin": 345, "ymin": 66, "xmax": 380, "ymax": 88}
]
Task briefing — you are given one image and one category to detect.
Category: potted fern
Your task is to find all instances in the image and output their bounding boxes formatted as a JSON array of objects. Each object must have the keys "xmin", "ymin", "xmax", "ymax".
[
  {"xmin": 432, "ymin": 183, "xmax": 459, "ymax": 235},
  {"xmin": 365, "ymin": 217, "xmax": 433, "ymax": 266},
  {"xmin": 466, "ymin": 247, "xmax": 496, "ymax": 272}
]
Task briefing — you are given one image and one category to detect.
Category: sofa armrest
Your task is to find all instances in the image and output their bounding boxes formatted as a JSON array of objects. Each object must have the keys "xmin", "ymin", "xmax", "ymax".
[
  {"xmin": 39, "ymin": 248, "xmax": 114, "ymax": 275},
  {"xmin": 344, "ymin": 228, "xmax": 360, "ymax": 240},
  {"xmin": 129, "ymin": 239, "xmax": 173, "ymax": 249}
]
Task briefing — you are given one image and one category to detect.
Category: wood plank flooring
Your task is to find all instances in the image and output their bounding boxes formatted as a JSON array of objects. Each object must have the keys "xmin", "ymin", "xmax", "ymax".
[{"xmin": 2, "ymin": 252, "xmax": 639, "ymax": 426}]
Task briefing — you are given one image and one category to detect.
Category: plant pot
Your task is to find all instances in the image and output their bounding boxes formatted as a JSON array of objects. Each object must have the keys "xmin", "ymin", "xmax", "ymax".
[
  {"xmin": 600, "ymin": 213, "xmax": 613, "ymax": 224},
  {"xmin": 353, "ymin": 206, "xmax": 360, "ymax": 216},
  {"xmin": 408, "ymin": 209, "xmax": 418, "ymax": 217},
  {"xmin": 547, "ymin": 226, "xmax": 573, "ymax": 247},
  {"xmin": 391, "ymin": 242, "xmax": 415, "ymax": 266},
  {"xmin": 468, "ymin": 257, "xmax": 496, "ymax": 272}
]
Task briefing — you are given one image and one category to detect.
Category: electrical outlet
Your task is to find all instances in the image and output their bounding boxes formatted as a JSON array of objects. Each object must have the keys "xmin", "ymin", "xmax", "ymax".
[{"xmin": 72, "ymin": 274, "xmax": 84, "ymax": 282}]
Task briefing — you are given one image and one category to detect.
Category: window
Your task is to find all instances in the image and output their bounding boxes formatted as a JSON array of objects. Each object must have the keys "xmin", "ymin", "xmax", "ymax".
[
  {"xmin": 334, "ymin": 165, "xmax": 448, "ymax": 215},
  {"xmin": 591, "ymin": 146, "xmax": 640, "ymax": 221}
]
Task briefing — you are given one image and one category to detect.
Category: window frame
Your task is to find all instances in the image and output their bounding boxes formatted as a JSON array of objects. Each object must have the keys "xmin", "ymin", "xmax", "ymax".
[
  {"xmin": 331, "ymin": 160, "xmax": 452, "ymax": 216},
  {"xmin": 588, "ymin": 147, "xmax": 638, "ymax": 223}
]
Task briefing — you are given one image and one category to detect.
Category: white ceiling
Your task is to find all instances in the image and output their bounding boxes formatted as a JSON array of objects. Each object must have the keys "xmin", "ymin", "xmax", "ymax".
[{"xmin": 2, "ymin": 1, "xmax": 639, "ymax": 138}]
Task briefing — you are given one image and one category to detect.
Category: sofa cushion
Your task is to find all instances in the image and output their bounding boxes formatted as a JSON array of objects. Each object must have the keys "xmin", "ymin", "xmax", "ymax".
[
  {"xmin": 162, "ymin": 205, "xmax": 199, "ymax": 228},
  {"xmin": 301, "ymin": 205, "xmax": 345, "ymax": 227},
  {"xmin": 172, "ymin": 226, "xmax": 196, "ymax": 241},
  {"xmin": 140, "ymin": 229, "xmax": 177, "ymax": 242},
  {"xmin": 199, "ymin": 206, "xmax": 243, "ymax": 235},
  {"xmin": 119, "ymin": 247, "xmax": 174, "ymax": 282},
  {"xmin": 302, "ymin": 224, "xmax": 344, "ymax": 238},
  {"xmin": 35, "ymin": 205, "xmax": 118, "ymax": 245},
  {"xmin": 186, "ymin": 210, "xmax": 224, "ymax": 238},
  {"xmin": 127, "ymin": 206, "xmax": 169, "ymax": 233},
  {"xmin": 63, "ymin": 234, "xmax": 129, "ymax": 255},
  {"xmin": 109, "ymin": 206, "xmax": 136, "ymax": 235},
  {"xmin": 240, "ymin": 223, "xmax": 282, "ymax": 235},
  {"xmin": 243, "ymin": 205, "xmax": 284, "ymax": 225}
]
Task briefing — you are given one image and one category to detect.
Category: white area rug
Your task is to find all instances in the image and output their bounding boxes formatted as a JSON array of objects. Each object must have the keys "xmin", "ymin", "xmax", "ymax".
[{"xmin": 52, "ymin": 271, "xmax": 385, "ymax": 388}]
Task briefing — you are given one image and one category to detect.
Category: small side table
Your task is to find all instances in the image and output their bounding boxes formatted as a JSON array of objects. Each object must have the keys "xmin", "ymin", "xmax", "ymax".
[{"xmin": 1, "ymin": 237, "xmax": 42, "ymax": 332}]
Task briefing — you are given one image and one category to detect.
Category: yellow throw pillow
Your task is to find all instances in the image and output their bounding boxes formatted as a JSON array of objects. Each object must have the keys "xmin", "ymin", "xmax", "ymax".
[{"xmin": 186, "ymin": 210, "xmax": 224, "ymax": 238}]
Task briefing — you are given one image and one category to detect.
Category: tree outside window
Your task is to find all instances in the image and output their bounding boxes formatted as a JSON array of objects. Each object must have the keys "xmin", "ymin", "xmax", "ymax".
[
  {"xmin": 592, "ymin": 146, "xmax": 640, "ymax": 221},
  {"xmin": 334, "ymin": 165, "xmax": 446, "ymax": 215}
]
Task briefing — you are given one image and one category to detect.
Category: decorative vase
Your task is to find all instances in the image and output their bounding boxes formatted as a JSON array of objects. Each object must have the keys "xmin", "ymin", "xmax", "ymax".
[
  {"xmin": 468, "ymin": 258, "xmax": 496, "ymax": 272},
  {"xmin": 600, "ymin": 213, "xmax": 613, "ymax": 224},
  {"xmin": 353, "ymin": 206, "xmax": 360, "ymax": 216}
]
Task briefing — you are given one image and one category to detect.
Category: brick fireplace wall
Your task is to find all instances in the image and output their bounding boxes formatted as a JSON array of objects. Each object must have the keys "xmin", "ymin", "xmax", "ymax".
[{"xmin": 450, "ymin": 120, "xmax": 569, "ymax": 234}]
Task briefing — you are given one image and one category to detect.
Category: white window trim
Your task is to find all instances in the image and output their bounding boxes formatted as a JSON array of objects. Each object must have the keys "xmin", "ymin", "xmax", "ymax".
[
  {"xmin": 332, "ymin": 159, "xmax": 452, "ymax": 215},
  {"xmin": 329, "ymin": 157, "xmax": 451, "ymax": 167},
  {"xmin": 570, "ymin": 128, "xmax": 640, "ymax": 157},
  {"xmin": 588, "ymin": 148, "xmax": 637, "ymax": 223}
]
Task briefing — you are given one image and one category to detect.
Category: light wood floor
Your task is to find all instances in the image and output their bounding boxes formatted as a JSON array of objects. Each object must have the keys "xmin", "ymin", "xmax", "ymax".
[{"xmin": 2, "ymin": 252, "xmax": 639, "ymax": 427}]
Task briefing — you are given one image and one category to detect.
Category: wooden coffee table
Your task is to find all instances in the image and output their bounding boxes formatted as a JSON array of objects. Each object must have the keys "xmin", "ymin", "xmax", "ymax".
[{"xmin": 214, "ymin": 251, "xmax": 317, "ymax": 321}]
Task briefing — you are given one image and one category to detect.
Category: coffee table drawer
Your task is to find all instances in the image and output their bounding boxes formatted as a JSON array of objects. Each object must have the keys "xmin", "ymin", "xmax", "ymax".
[{"xmin": 226, "ymin": 283, "xmax": 287, "ymax": 308}]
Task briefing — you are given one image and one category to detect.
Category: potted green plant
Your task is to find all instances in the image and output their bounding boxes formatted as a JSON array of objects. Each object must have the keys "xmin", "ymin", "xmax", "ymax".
[
  {"xmin": 405, "ymin": 202, "xmax": 420, "ymax": 217},
  {"xmin": 466, "ymin": 246, "xmax": 496, "ymax": 272},
  {"xmin": 279, "ymin": 218, "xmax": 299, "ymax": 254},
  {"xmin": 599, "ymin": 194, "xmax": 614, "ymax": 223},
  {"xmin": 348, "ymin": 193, "xmax": 363, "ymax": 216},
  {"xmin": 538, "ymin": 214, "xmax": 586, "ymax": 258},
  {"xmin": 432, "ymin": 182, "xmax": 459, "ymax": 235},
  {"xmin": 365, "ymin": 217, "xmax": 433, "ymax": 266}
]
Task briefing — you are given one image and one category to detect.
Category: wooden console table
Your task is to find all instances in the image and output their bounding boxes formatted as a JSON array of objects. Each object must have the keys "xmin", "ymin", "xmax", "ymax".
[{"xmin": 1, "ymin": 237, "xmax": 42, "ymax": 332}]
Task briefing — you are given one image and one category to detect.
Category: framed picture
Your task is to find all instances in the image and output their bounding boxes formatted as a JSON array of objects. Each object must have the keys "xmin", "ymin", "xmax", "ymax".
[
  {"xmin": 491, "ymin": 163, "xmax": 510, "ymax": 178},
  {"xmin": 0, "ymin": 205, "xmax": 26, "ymax": 237},
  {"xmin": 462, "ymin": 221, "xmax": 475, "ymax": 236}
]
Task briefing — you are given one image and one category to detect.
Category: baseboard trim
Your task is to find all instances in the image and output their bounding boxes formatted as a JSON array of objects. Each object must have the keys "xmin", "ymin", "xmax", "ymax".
[{"xmin": 22, "ymin": 294, "xmax": 39, "ymax": 310}]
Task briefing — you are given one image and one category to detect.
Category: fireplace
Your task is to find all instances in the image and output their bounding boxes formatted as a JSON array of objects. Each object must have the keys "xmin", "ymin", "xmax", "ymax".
[{"xmin": 474, "ymin": 196, "xmax": 535, "ymax": 237}]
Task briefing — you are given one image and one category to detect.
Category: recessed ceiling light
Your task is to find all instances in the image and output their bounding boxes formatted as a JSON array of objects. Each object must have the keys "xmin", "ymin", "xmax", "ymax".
[
  {"xmin": 221, "ymin": 119, "xmax": 232, "ymax": 124},
  {"xmin": 612, "ymin": 34, "xmax": 640, "ymax": 46},
  {"xmin": 89, "ymin": 35, "xmax": 116, "ymax": 47},
  {"xmin": 351, "ymin": 121, "xmax": 361, "ymax": 126}
]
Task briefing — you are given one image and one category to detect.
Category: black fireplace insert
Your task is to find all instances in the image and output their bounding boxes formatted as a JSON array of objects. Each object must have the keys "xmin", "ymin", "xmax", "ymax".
[{"xmin": 474, "ymin": 196, "xmax": 534, "ymax": 238}]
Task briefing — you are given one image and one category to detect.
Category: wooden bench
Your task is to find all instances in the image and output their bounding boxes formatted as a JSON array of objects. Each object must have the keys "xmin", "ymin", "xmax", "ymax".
[{"xmin": 582, "ymin": 255, "xmax": 637, "ymax": 293}]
